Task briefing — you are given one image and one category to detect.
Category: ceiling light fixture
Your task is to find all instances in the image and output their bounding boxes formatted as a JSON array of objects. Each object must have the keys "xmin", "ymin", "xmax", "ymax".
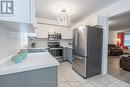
[{"xmin": 57, "ymin": 8, "xmax": 71, "ymax": 26}]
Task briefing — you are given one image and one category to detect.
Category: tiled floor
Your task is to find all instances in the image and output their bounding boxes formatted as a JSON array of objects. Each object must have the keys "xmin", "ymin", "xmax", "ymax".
[
  {"xmin": 108, "ymin": 56, "xmax": 130, "ymax": 84},
  {"xmin": 58, "ymin": 62, "xmax": 130, "ymax": 87}
]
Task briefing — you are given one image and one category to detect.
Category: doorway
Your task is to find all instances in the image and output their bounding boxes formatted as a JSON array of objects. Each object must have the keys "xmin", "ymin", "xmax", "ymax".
[{"xmin": 108, "ymin": 11, "xmax": 130, "ymax": 84}]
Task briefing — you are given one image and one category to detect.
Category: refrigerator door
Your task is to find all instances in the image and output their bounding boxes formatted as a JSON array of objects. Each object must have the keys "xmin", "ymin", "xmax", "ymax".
[
  {"xmin": 72, "ymin": 54, "xmax": 87, "ymax": 78},
  {"xmin": 73, "ymin": 28, "xmax": 79, "ymax": 54},
  {"xmin": 86, "ymin": 26, "xmax": 102, "ymax": 78},
  {"xmin": 73, "ymin": 26, "xmax": 87, "ymax": 57},
  {"xmin": 72, "ymin": 26, "xmax": 103, "ymax": 78}
]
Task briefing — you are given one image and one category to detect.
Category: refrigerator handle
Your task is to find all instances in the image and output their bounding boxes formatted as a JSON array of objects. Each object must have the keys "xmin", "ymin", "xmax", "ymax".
[
  {"xmin": 75, "ymin": 30, "xmax": 79, "ymax": 48},
  {"xmin": 73, "ymin": 55, "xmax": 86, "ymax": 60}
]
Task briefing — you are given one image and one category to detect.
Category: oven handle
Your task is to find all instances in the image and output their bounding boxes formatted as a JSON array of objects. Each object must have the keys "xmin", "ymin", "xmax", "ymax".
[{"xmin": 50, "ymin": 48, "xmax": 63, "ymax": 50}]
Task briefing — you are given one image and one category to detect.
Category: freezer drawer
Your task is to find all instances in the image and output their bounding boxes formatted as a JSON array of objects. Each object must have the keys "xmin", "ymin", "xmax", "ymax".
[{"xmin": 72, "ymin": 55, "xmax": 87, "ymax": 78}]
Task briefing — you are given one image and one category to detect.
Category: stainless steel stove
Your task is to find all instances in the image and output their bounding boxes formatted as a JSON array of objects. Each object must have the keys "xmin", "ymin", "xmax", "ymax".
[{"xmin": 48, "ymin": 33, "xmax": 63, "ymax": 63}]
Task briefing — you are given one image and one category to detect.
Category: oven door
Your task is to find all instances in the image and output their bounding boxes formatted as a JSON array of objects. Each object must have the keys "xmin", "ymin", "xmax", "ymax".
[
  {"xmin": 49, "ymin": 49, "xmax": 56, "ymax": 57},
  {"xmin": 56, "ymin": 49, "xmax": 63, "ymax": 57},
  {"xmin": 49, "ymin": 48, "xmax": 63, "ymax": 57}
]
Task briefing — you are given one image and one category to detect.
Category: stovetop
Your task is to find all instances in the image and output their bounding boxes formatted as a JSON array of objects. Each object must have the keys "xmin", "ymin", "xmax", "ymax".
[{"xmin": 48, "ymin": 46, "xmax": 63, "ymax": 48}]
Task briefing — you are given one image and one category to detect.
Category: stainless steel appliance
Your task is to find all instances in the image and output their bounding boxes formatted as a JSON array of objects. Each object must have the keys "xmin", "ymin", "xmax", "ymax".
[
  {"xmin": 49, "ymin": 47, "xmax": 63, "ymax": 57},
  {"xmin": 48, "ymin": 41, "xmax": 60, "ymax": 47},
  {"xmin": 48, "ymin": 32, "xmax": 61, "ymax": 40},
  {"xmin": 28, "ymin": 48, "xmax": 47, "ymax": 53},
  {"xmin": 48, "ymin": 33, "xmax": 63, "ymax": 63},
  {"xmin": 72, "ymin": 25, "xmax": 103, "ymax": 78}
]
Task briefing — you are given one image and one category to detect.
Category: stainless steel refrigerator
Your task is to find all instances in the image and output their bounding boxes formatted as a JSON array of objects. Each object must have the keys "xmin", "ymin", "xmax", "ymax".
[{"xmin": 72, "ymin": 25, "xmax": 103, "ymax": 78}]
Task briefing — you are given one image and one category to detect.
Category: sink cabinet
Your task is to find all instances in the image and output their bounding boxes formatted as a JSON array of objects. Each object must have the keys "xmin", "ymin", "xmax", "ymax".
[{"xmin": 0, "ymin": 66, "xmax": 58, "ymax": 87}]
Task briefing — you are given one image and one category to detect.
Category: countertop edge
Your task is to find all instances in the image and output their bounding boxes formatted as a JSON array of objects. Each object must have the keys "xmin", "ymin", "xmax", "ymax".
[{"xmin": 0, "ymin": 63, "xmax": 59, "ymax": 76}]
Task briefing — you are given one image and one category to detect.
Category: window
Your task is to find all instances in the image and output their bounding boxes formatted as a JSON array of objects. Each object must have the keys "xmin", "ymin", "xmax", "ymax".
[{"xmin": 124, "ymin": 35, "xmax": 130, "ymax": 48}]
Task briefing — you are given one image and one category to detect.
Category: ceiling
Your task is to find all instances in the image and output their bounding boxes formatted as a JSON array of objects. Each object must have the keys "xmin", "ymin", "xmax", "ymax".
[
  {"xmin": 35, "ymin": 0, "xmax": 119, "ymax": 24},
  {"xmin": 109, "ymin": 12, "xmax": 130, "ymax": 31}
]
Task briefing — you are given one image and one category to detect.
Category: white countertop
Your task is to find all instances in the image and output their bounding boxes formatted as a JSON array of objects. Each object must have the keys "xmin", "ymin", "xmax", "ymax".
[
  {"xmin": 0, "ymin": 52, "xmax": 59, "ymax": 75},
  {"xmin": 64, "ymin": 46, "xmax": 72, "ymax": 49},
  {"xmin": 61, "ymin": 45, "xmax": 72, "ymax": 48}
]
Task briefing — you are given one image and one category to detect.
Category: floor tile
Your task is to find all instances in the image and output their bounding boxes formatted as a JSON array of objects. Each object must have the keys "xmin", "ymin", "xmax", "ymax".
[
  {"xmin": 59, "ymin": 82, "xmax": 71, "ymax": 87},
  {"xmin": 81, "ymin": 82, "xmax": 95, "ymax": 87},
  {"xmin": 58, "ymin": 62, "xmax": 130, "ymax": 87},
  {"xmin": 108, "ymin": 56, "xmax": 130, "ymax": 84}
]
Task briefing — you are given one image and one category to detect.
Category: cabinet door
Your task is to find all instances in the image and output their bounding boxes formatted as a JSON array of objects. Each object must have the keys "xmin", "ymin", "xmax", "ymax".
[
  {"xmin": 47, "ymin": 25, "xmax": 73, "ymax": 39},
  {"xmin": 48, "ymin": 26, "xmax": 57, "ymax": 33},
  {"xmin": 55, "ymin": 26, "xmax": 62, "ymax": 33},
  {"xmin": 37, "ymin": 24, "xmax": 48, "ymax": 38},
  {"xmin": 0, "ymin": 0, "xmax": 32, "ymax": 23},
  {"xmin": 31, "ymin": 0, "xmax": 37, "ymax": 28},
  {"xmin": 61, "ymin": 27, "xmax": 73, "ymax": 39},
  {"xmin": 63, "ymin": 48, "xmax": 72, "ymax": 63}
]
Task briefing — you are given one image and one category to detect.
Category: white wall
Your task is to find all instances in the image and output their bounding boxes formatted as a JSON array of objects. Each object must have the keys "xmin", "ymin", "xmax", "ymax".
[
  {"xmin": 0, "ymin": 22, "xmax": 32, "ymax": 62},
  {"xmin": 0, "ymin": 24, "xmax": 20, "ymax": 60},
  {"xmin": 125, "ymin": 31, "xmax": 130, "ymax": 35},
  {"xmin": 108, "ymin": 31, "xmax": 117, "ymax": 44},
  {"xmin": 71, "ymin": 0, "xmax": 130, "ymax": 75},
  {"xmin": 72, "ymin": 0, "xmax": 130, "ymax": 29},
  {"xmin": 71, "ymin": 15, "xmax": 98, "ymax": 29}
]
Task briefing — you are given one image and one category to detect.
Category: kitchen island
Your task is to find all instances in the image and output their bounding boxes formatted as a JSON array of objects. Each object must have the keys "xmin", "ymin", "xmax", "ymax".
[{"xmin": 0, "ymin": 51, "xmax": 59, "ymax": 87}]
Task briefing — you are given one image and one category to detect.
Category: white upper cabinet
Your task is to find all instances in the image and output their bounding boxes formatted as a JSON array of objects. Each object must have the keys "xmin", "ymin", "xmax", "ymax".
[
  {"xmin": 58, "ymin": 27, "xmax": 73, "ymax": 39},
  {"xmin": 37, "ymin": 24, "xmax": 49, "ymax": 38},
  {"xmin": 36, "ymin": 18, "xmax": 72, "ymax": 39},
  {"xmin": 48, "ymin": 26, "xmax": 57, "ymax": 33},
  {"xmin": 0, "ymin": 0, "xmax": 36, "ymax": 25},
  {"xmin": 37, "ymin": 24, "xmax": 72, "ymax": 39},
  {"xmin": 30, "ymin": 0, "xmax": 37, "ymax": 29},
  {"xmin": 64, "ymin": 28, "xmax": 73, "ymax": 39},
  {"xmin": 50, "ymin": 26, "xmax": 72, "ymax": 39}
]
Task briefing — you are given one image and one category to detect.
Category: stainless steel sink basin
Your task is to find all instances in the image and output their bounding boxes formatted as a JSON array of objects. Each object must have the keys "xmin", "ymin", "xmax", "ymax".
[{"xmin": 28, "ymin": 48, "xmax": 47, "ymax": 53}]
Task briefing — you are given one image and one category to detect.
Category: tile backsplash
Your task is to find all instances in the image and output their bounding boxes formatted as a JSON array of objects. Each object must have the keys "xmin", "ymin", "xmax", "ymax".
[
  {"xmin": 0, "ymin": 24, "xmax": 20, "ymax": 60},
  {"xmin": 36, "ymin": 38, "xmax": 48, "ymax": 48},
  {"xmin": 36, "ymin": 38, "xmax": 72, "ymax": 48},
  {"xmin": 60, "ymin": 39, "xmax": 72, "ymax": 47}
]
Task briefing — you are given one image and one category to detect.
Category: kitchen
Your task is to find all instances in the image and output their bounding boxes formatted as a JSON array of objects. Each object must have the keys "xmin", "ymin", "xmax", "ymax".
[
  {"xmin": 30, "ymin": 18, "xmax": 73, "ymax": 63},
  {"xmin": 0, "ymin": 0, "xmax": 130, "ymax": 87}
]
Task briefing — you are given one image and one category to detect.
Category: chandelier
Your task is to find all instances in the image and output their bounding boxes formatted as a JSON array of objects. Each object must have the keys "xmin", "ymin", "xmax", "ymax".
[{"xmin": 57, "ymin": 8, "xmax": 71, "ymax": 26}]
